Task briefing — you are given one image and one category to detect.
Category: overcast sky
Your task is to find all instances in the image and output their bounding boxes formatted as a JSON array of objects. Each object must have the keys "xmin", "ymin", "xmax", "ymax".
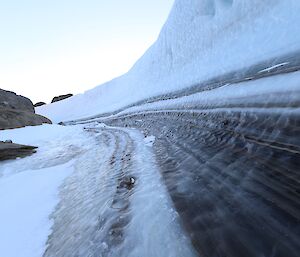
[{"xmin": 0, "ymin": 0, "xmax": 174, "ymax": 103}]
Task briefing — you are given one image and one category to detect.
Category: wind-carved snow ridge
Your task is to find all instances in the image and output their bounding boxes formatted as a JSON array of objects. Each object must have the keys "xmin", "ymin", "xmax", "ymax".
[
  {"xmin": 258, "ymin": 62, "xmax": 290, "ymax": 74},
  {"xmin": 37, "ymin": 0, "xmax": 300, "ymax": 122}
]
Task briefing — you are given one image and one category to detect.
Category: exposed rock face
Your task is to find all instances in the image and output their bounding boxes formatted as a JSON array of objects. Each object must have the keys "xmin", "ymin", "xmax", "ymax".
[
  {"xmin": 0, "ymin": 108, "xmax": 51, "ymax": 130},
  {"xmin": 51, "ymin": 94, "xmax": 73, "ymax": 103},
  {"xmin": 0, "ymin": 89, "xmax": 35, "ymax": 113},
  {"xmin": 0, "ymin": 142, "xmax": 37, "ymax": 161},
  {"xmin": 0, "ymin": 88, "xmax": 52, "ymax": 130},
  {"xmin": 34, "ymin": 102, "xmax": 46, "ymax": 107}
]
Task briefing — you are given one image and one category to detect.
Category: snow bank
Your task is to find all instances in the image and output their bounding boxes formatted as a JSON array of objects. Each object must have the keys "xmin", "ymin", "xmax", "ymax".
[
  {"xmin": 37, "ymin": 0, "xmax": 300, "ymax": 122},
  {"xmin": 102, "ymin": 70, "xmax": 300, "ymax": 118}
]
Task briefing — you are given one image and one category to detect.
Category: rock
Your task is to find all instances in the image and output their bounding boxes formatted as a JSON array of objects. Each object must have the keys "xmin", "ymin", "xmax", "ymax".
[
  {"xmin": 0, "ymin": 88, "xmax": 52, "ymax": 130},
  {"xmin": 34, "ymin": 102, "xmax": 46, "ymax": 107},
  {"xmin": 51, "ymin": 94, "xmax": 73, "ymax": 103},
  {"xmin": 0, "ymin": 108, "xmax": 52, "ymax": 130},
  {"xmin": 0, "ymin": 142, "xmax": 37, "ymax": 161},
  {"xmin": 0, "ymin": 88, "xmax": 34, "ymax": 113}
]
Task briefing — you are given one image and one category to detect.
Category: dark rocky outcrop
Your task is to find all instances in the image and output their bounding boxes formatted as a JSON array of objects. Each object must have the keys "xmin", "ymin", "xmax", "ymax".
[
  {"xmin": 51, "ymin": 94, "xmax": 73, "ymax": 103},
  {"xmin": 0, "ymin": 88, "xmax": 52, "ymax": 130},
  {"xmin": 0, "ymin": 89, "xmax": 34, "ymax": 113},
  {"xmin": 0, "ymin": 141, "xmax": 37, "ymax": 161},
  {"xmin": 0, "ymin": 108, "xmax": 51, "ymax": 130},
  {"xmin": 34, "ymin": 102, "xmax": 46, "ymax": 107}
]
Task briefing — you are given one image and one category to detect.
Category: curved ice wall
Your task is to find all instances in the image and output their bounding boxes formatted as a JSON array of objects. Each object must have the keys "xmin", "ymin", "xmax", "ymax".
[{"xmin": 37, "ymin": 0, "xmax": 300, "ymax": 122}]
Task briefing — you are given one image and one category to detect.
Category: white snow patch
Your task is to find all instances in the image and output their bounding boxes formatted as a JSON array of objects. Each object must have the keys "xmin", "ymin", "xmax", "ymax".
[
  {"xmin": 0, "ymin": 162, "xmax": 73, "ymax": 257},
  {"xmin": 144, "ymin": 135, "xmax": 156, "ymax": 147},
  {"xmin": 258, "ymin": 62, "xmax": 290, "ymax": 73},
  {"xmin": 0, "ymin": 124, "xmax": 92, "ymax": 257}
]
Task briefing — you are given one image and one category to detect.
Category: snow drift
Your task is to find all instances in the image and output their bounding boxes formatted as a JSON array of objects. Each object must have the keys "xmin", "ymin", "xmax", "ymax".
[{"xmin": 37, "ymin": 0, "xmax": 300, "ymax": 122}]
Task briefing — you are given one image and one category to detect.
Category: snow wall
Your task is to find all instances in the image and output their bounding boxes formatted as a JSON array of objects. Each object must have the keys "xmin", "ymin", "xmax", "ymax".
[{"xmin": 37, "ymin": 0, "xmax": 300, "ymax": 122}]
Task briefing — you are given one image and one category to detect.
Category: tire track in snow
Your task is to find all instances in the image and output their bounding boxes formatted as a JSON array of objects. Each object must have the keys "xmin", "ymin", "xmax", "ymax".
[
  {"xmin": 103, "ymin": 110, "xmax": 300, "ymax": 257},
  {"xmin": 43, "ymin": 126, "xmax": 197, "ymax": 257},
  {"xmin": 43, "ymin": 129, "xmax": 137, "ymax": 257}
]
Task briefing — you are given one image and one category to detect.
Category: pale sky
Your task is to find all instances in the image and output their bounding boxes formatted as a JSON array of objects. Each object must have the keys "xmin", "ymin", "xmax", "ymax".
[{"xmin": 0, "ymin": 0, "xmax": 174, "ymax": 103}]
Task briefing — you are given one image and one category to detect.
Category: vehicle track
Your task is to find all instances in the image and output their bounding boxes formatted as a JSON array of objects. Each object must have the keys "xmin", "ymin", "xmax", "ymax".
[
  {"xmin": 43, "ymin": 128, "xmax": 137, "ymax": 257},
  {"xmin": 102, "ymin": 109, "xmax": 300, "ymax": 257}
]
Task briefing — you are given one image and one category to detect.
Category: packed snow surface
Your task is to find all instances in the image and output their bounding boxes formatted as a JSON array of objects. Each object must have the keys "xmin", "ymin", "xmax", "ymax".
[
  {"xmin": 0, "ymin": 124, "xmax": 196, "ymax": 257},
  {"xmin": 37, "ymin": 0, "xmax": 300, "ymax": 122},
  {"xmin": 144, "ymin": 135, "xmax": 156, "ymax": 147},
  {"xmin": 0, "ymin": 125, "xmax": 92, "ymax": 257},
  {"xmin": 0, "ymin": 163, "xmax": 73, "ymax": 257}
]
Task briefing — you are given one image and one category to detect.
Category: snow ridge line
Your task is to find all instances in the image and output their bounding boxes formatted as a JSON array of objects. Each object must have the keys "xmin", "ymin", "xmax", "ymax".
[{"xmin": 65, "ymin": 50, "xmax": 300, "ymax": 125}]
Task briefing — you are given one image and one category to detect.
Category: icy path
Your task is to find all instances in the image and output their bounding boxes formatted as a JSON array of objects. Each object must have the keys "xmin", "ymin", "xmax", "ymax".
[
  {"xmin": 0, "ymin": 124, "xmax": 197, "ymax": 257},
  {"xmin": 43, "ymin": 125, "xmax": 196, "ymax": 257},
  {"xmin": 106, "ymin": 110, "xmax": 300, "ymax": 257}
]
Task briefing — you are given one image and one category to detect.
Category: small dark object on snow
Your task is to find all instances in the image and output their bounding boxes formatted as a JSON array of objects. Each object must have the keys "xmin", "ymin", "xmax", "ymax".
[
  {"xmin": 58, "ymin": 121, "xmax": 66, "ymax": 126},
  {"xmin": 118, "ymin": 176, "xmax": 135, "ymax": 190},
  {"xmin": 222, "ymin": 119, "xmax": 229, "ymax": 126}
]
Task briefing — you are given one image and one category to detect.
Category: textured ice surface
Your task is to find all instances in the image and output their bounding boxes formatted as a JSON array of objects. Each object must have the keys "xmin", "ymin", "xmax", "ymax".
[
  {"xmin": 0, "ymin": 125, "xmax": 90, "ymax": 257},
  {"xmin": 0, "ymin": 124, "xmax": 197, "ymax": 257}
]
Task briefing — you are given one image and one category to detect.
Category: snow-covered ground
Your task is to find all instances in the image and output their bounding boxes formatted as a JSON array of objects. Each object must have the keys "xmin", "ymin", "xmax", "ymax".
[
  {"xmin": 0, "ymin": 125, "xmax": 92, "ymax": 257},
  {"xmin": 37, "ymin": 0, "xmax": 300, "ymax": 122},
  {"xmin": 0, "ymin": 124, "xmax": 196, "ymax": 257},
  {"xmin": 2, "ymin": 1, "xmax": 300, "ymax": 256},
  {"xmin": 0, "ymin": 162, "xmax": 73, "ymax": 257}
]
